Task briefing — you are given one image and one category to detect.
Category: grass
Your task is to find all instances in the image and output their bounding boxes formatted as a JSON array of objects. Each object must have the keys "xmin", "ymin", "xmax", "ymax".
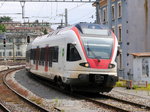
[
  {"xmin": 133, "ymin": 84, "xmax": 150, "ymax": 91},
  {"xmin": 115, "ymin": 80, "xmax": 126, "ymax": 87},
  {"xmin": 30, "ymin": 97, "xmax": 43, "ymax": 105},
  {"xmin": 115, "ymin": 80, "xmax": 150, "ymax": 91}
]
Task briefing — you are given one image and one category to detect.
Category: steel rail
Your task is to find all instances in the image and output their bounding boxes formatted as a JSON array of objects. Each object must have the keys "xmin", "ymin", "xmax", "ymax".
[
  {"xmin": 112, "ymin": 89, "xmax": 150, "ymax": 100},
  {"xmin": 0, "ymin": 67, "xmax": 24, "ymax": 112},
  {"xmin": 27, "ymin": 72, "xmax": 131, "ymax": 112},
  {"xmin": 99, "ymin": 93, "xmax": 150, "ymax": 110},
  {"xmin": 0, "ymin": 101, "xmax": 11, "ymax": 112},
  {"xmin": 28, "ymin": 72, "xmax": 150, "ymax": 112},
  {"xmin": 2, "ymin": 67, "xmax": 50, "ymax": 112}
]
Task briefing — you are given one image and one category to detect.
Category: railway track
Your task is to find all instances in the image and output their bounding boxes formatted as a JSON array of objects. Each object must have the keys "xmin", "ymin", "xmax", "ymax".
[
  {"xmin": 0, "ymin": 67, "xmax": 50, "ymax": 112},
  {"xmin": 0, "ymin": 101, "xmax": 11, "ymax": 112},
  {"xmin": 28, "ymin": 72, "xmax": 150, "ymax": 112},
  {"xmin": 111, "ymin": 89, "xmax": 150, "ymax": 100},
  {"xmin": 79, "ymin": 93, "xmax": 150, "ymax": 112}
]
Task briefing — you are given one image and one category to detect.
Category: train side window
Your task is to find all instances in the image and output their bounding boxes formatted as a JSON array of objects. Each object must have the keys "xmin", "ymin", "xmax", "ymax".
[
  {"xmin": 40, "ymin": 48, "xmax": 45, "ymax": 66},
  {"xmin": 67, "ymin": 44, "xmax": 81, "ymax": 61},
  {"xmin": 30, "ymin": 49, "xmax": 33, "ymax": 60},
  {"xmin": 26, "ymin": 50, "xmax": 30, "ymax": 62},
  {"xmin": 36, "ymin": 47, "xmax": 40, "ymax": 64},
  {"xmin": 52, "ymin": 46, "xmax": 59, "ymax": 62},
  {"xmin": 33, "ymin": 49, "xmax": 36, "ymax": 64},
  {"xmin": 39, "ymin": 48, "xmax": 41, "ymax": 65},
  {"xmin": 48, "ymin": 47, "xmax": 53, "ymax": 67}
]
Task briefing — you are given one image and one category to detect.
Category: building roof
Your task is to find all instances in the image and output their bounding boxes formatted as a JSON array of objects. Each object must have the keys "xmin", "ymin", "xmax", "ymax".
[{"xmin": 130, "ymin": 52, "xmax": 150, "ymax": 57}]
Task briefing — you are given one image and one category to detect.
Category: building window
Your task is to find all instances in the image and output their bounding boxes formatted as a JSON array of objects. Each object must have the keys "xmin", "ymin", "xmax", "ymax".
[
  {"xmin": 16, "ymin": 38, "xmax": 22, "ymax": 43},
  {"xmin": 117, "ymin": 52, "xmax": 122, "ymax": 69},
  {"xmin": 118, "ymin": 1, "xmax": 122, "ymax": 18},
  {"xmin": 16, "ymin": 51, "xmax": 22, "ymax": 56},
  {"xmin": 9, "ymin": 51, "xmax": 12, "ymax": 56},
  {"xmin": 102, "ymin": 8, "xmax": 107, "ymax": 23},
  {"xmin": 112, "ymin": 26, "xmax": 115, "ymax": 33},
  {"xmin": 112, "ymin": 5, "xmax": 115, "ymax": 20},
  {"xmin": 0, "ymin": 52, "xmax": 2, "ymax": 56},
  {"xmin": 118, "ymin": 25, "xmax": 122, "ymax": 42},
  {"xmin": 17, "ymin": 45, "xmax": 20, "ymax": 50},
  {"xmin": 8, "ymin": 38, "xmax": 13, "ymax": 43}
]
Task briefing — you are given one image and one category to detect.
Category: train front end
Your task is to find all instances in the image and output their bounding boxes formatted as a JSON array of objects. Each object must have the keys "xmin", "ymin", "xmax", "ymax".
[{"xmin": 68, "ymin": 23, "xmax": 118, "ymax": 93}]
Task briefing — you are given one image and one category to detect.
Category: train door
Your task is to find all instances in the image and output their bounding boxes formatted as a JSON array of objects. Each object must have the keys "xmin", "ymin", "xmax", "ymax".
[
  {"xmin": 45, "ymin": 46, "xmax": 49, "ymax": 72},
  {"xmin": 65, "ymin": 43, "xmax": 81, "ymax": 71},
  {"xmin": 35, "ymin": 47, "xmax": 40, "ymax": 70},
  {"xmin": 59, "ymin": 46, "xmax": 65, "ymax": 72}
]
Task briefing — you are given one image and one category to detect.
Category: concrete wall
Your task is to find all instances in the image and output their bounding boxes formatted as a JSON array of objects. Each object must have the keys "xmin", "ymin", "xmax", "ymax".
[
  {"xmin": 127, "ymin": 0, "xmax": 150, "ymax": 52},
  {"xmin": 124, "ymin": 0, "xmax": 150, "ymax": 79},
  {"xmin": 133, "ymin": 57, "xmax": 150, "ymax": 82}
]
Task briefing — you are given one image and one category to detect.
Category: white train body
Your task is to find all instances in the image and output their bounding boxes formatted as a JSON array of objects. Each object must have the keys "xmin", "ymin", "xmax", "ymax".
[{"xmin": 26, "ymin": 23, "xmax": 118, "ymax": 93}]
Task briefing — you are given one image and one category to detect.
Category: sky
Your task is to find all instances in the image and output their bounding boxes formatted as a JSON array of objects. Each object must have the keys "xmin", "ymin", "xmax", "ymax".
[{"xmin": 0, "ymin": 2, "xmax": 96, "ymax": 29}]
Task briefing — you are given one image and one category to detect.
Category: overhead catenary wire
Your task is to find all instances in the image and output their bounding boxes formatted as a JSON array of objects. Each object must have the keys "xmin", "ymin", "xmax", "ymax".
[
  {"xmin": 48, "ymin": 3, "xmax": 87, "ymax": 20},
  {"xmin": 69, "ymin": 10, "xmax": 95, "ymax": 23},
  {"xmin": 30, "ymin": 3, "xmax": 87, "ymax": 21}
]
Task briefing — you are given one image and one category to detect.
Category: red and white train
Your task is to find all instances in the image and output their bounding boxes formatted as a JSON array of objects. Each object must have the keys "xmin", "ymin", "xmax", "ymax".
[{"xmin": 26, "ymin": 23, "xmax": 118, "ymax": 93}]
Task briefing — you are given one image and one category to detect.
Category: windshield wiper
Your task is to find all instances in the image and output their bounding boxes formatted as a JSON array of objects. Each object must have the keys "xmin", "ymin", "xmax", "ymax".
[{"xmin": 87, "ymin": 42, "xmax": 101, "ymax": 62}]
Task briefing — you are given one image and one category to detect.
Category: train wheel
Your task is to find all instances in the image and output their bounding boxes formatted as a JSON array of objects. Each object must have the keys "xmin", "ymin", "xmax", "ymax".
[
  {"xmin": 68, "ymin": 84, "xmax": 74, "ymax": 93},
  {"xmin": 54, "ymin": 76, "xmax": 60, "ymax": 87},
  {"xmin": 57, "ymin": 77, "xmax": 65, "ymax": 90}
]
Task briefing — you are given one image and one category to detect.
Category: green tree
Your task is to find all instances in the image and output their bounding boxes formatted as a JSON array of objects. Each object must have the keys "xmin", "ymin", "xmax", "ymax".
[
  {"xmin": 0, "ymin": 16, "xmax": 12, "ymax": 23},
  {"xmin": 0, "ymin": 24, "xmax": 6, "ymax": 32}
]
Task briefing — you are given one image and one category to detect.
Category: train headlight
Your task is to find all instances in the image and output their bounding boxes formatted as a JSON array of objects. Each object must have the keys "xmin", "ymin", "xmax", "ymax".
[
  {"xmin": 79, "ymin": 62, "xmax": 90, "ymax": 68},
  {"xmin": 108, "ymin": 64, "xmax": 115, "ymax": 69}
]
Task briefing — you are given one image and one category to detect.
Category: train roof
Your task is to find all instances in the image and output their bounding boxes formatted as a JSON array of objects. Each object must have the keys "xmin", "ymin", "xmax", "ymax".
[
  {"xmin": 74, "ymin": 23, "xmax": 111, "ymax": 36},
  {"xmin": 75, "ymin": 23, "xmax": 107, "ymax": 31},
  {"xmin": 30, "ymin": 23, "xmax": 111, "ymax": 47}
]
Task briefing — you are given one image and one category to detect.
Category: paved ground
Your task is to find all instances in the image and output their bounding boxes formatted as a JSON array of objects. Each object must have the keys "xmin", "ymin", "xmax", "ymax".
[
  {"xmin": 13, "ymin": 69, "xmax": 109, "ymax": 112},
  {"xmin": 15, "ymin": 69, "xmax": 71, "ymax": 99}
]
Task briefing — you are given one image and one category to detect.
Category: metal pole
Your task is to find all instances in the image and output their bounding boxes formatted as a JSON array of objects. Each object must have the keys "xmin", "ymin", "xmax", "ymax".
[
  {"xmin": 65, "ymin": 8, "xmax": 68, "ymax": 27},
  {"xmin": 95, "ymin": 0, "xmax": 101, "ymax": 24},
  {"xmin": 4, "ymin": 45, "xmax": 6, "ymax": 61},
  {"xmin": 107, "ymin": 0, "xmax": 112, "ymax": 29},
  {"xmin": 61, "ymin": 19, "xmax": 63, "ymax": 27},
  {"xmin": 20, "ymin": 1, "xmax": 25, "ymax": 19},
  {"xmin": 13, "ymin": 38, "xmax": 15, "ymax": 61},
  {"xmin": 3, "ymin": 34, "xmax": 6, "ymax": 61}
]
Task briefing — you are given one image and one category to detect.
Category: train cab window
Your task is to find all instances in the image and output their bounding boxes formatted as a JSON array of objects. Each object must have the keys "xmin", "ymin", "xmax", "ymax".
[{"xmin": 67, "ymin": 44, "xmax": 81, "ymax": 61}]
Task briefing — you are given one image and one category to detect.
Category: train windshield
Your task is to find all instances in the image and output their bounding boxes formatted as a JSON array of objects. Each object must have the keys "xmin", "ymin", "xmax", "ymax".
[{"xmin": 82, "ymin": 37, "xmax": 113, "ymax": 59}]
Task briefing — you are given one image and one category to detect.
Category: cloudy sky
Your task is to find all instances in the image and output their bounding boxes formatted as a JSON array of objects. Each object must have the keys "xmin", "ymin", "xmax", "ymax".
[{"xmin": 0, "ymin": 1, "xmax": 96, "ymax": 29}]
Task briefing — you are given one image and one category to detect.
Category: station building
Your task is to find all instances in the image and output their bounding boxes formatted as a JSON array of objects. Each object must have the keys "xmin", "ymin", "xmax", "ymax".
[
  {"xmin": 98, "ymin": 0, "xmax": 150, "ymax": 80},
  {"xmin": 0, "ymin": 21, "xmax": 53, "ymax": 60}
]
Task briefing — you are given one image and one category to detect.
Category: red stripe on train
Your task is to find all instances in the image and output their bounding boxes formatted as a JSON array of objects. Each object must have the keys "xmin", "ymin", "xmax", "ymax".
[{"xmin": 71, "ymin": 27, "xmax": 114, "ymax": 69}]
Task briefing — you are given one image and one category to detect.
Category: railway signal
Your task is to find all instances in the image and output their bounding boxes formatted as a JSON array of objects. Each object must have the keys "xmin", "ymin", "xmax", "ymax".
[
  {"xmin": 27, "ymin": 36, "xmax": 30, "ymax": 43},
  {"xmin": 3, "ymin": 38, "xmax": 6, "ymax": 47}
]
